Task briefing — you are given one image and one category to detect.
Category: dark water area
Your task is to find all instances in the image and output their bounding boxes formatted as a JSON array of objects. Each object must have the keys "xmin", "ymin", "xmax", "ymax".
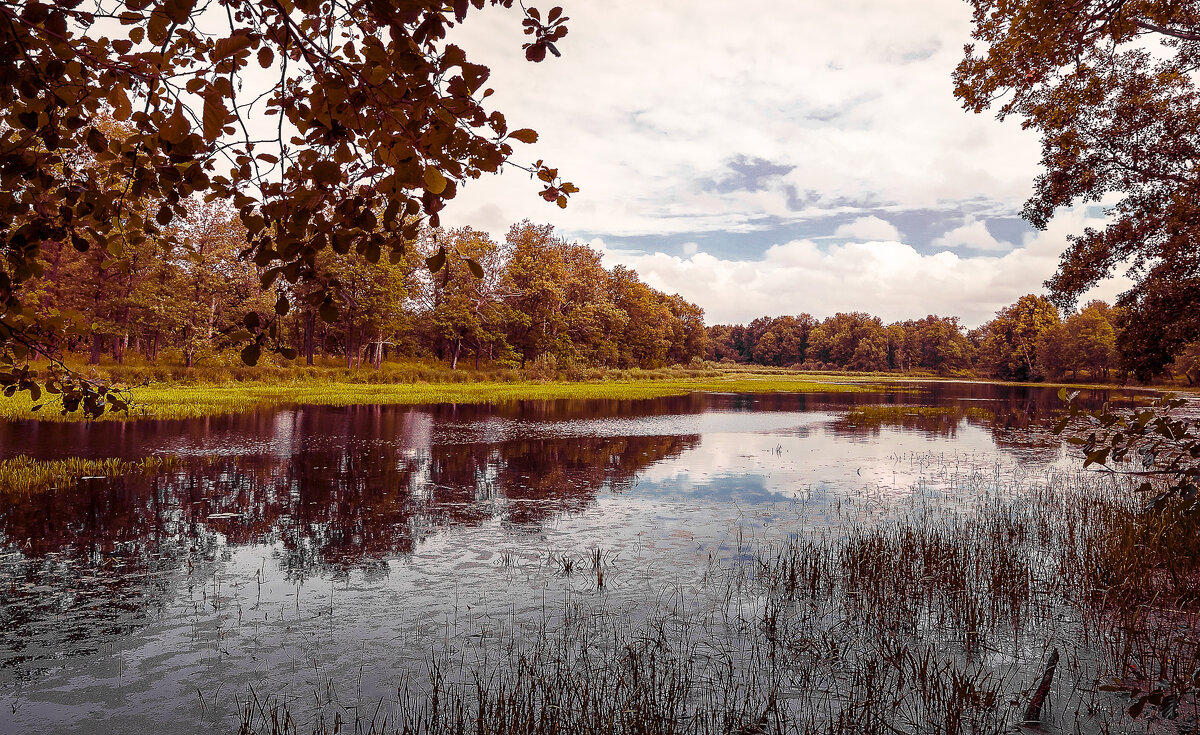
[{"xmin": 0, "ymin": 382, "xmax": 1162, "ymax": 733}]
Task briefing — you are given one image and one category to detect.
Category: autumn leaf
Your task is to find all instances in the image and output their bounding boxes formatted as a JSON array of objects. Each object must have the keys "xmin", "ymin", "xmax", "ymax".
[
  {"xmin": 426, "ymin": 246, "xmax": 447, "ymax": 273},
  {"xmin": 159, "ymin": 103, "xmax": 190, "ymax": 144},
  {"xmin": 509, "ymin": 129, "xmax": 538, "ymax": 144},
  {"xmin": 202, "ymin": 91, "xmax": 229, "ymax": 141},
  {"xmin": 240, "ymin": 343, "xmax": 261, "ymax": 366},
  {"xmin": 312, "ymin": 161, "xmax": 341, "ymax": 186}
]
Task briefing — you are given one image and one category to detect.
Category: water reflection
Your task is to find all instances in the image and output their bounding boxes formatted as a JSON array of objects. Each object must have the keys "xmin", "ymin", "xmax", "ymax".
[{"xmin": 0, "ymin": 381, "xmax": 1166, "ymax": 732}]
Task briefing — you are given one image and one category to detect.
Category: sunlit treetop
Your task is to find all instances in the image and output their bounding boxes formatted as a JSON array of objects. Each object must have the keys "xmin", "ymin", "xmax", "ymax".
[
  {"xmin": 0, "ymin": 0, "xmax": 575, "ymax": 414},
  {"xmin": 955, "ymin": 0, "xmax": 1200, "ymax": 379}
]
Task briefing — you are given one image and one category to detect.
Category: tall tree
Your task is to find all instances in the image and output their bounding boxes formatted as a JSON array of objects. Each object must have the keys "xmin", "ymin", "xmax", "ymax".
[
  {"xmin": 500, "ymin": 221, "xmax": 568, "ymax": 367},
  {"xmin": 421, "ymin": 227, "xmax": 508, "ymax": 370},
  {"xmin": 167, "ymin": 200, "xmax": 266, "ymax": 368},
  {"xmin": 807, "ymin": 312, "xmax": 888, "ymax": 370},
  {"xmin": 974, "ymin": 295, "xmax": 1061, "ymax": 381},
  {"xmin": 955, "ymin": 1, "xmax": 1200, "ymax": 379},
  {"xmin": 750, "ymin": 315, "xmax": 814, "ymax": 367}
]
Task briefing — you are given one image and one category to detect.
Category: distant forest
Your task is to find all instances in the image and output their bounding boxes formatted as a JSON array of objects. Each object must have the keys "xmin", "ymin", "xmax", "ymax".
[
  {"xmin": 20, "ymin": 197, "xmax": 1197, "ymax": 384},
  {"xmin": 710, "ymin": 296, "xmax": 1199, "ymax": 384}
]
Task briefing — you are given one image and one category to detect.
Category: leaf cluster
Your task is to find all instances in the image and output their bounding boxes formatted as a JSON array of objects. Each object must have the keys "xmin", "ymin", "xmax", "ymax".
[{"xmin": 1053, "ymin": 388, "xmax": 1200, "ymax": 510}]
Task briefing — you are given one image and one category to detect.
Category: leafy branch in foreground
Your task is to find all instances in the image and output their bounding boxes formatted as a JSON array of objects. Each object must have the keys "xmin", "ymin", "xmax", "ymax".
[
  {"xmin": 1054, "ymin": 386, "xmax": 1200, "ymax": 722},
  {"xmin": 1, "ymin": 0, "xmax": 575, "ymax": 416},
  {"xmin": 1053, "ymin": 388, "xmax": 1200, "ymax": 511}
]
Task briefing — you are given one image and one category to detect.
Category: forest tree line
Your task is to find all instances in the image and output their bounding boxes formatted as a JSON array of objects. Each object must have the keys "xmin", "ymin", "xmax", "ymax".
[
  {"xmin": 709, "ymin": 295, "xmax": 1200, "ymax": 384},
  {"xmin": 17, "ymin": 200, "xmax": 707, "ymax": 372},
  {"xmin": 19, "ymin": 194, "xmax": 1198, "ymax": 384}
]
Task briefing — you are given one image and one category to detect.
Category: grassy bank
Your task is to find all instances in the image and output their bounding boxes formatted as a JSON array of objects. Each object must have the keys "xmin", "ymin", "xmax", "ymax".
[{"xmin": 0, "ymin": 367, "xmax": 892, "ymax": 422}]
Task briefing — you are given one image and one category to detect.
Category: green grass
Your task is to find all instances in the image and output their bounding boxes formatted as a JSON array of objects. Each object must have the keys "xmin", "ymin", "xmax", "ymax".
[{"xmin": 0, "ymin": 371, "xmax": 890, "ymax": 422}]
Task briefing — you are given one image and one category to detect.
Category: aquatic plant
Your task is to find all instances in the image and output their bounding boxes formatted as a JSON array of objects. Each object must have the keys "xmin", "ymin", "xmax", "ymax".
[{"xmin": 0, "ymin": 455, "xmax": 181, "ymax": 501}]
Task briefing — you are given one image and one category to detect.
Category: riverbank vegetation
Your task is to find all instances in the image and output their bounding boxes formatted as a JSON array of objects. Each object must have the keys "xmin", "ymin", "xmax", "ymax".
[
  {"xmin": 0, "ymin": 366, "xmax": 885, "ymax": 422},
  {"xmin": 17, "ymin": 213, "xmax": 706, "ymax": 375},
  {"xmin": 9, "ymin": 193, "xmax": 1193, "ymax": 423}
]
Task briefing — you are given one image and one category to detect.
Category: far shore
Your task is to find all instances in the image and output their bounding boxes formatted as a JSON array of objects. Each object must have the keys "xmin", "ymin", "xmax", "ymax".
[{"xmin": 0, "ymin": 361, "xmax": 1184, "ymax": 423}]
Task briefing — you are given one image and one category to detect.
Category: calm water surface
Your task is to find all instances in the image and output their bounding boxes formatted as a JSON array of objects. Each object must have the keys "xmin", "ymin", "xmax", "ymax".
[{"xmin": 0, "ymin": 382, "xmax": 1152, "ymax": 733}]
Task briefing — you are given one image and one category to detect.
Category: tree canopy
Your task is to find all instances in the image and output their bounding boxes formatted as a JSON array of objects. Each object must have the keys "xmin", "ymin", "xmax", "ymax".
[
  {"xmin": 955, "ymin": 0, "xmax": 1200, "ymax": 380},
  {"xmin": 0, "ymin": 0, "xmax": 574, "ymax": 414}
]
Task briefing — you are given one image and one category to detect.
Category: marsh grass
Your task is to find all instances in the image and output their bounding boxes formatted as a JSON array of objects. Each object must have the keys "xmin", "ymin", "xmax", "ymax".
[
  {"xmin": 234, "ymin": 461, "xmax": 1200, "ymax": 735},
  {"xmin": 0, "ymin": 454, "xmax": 182, "ymax": 501},
  {"xmin": 841, "ymin": 405, "xmax": 997, "ymax": 427}
]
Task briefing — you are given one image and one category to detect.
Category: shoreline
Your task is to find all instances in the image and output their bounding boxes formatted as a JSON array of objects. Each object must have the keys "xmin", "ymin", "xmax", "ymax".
[{"xmin": 0, "ymin": 368, "xmax": 1172, "ymax": 423}]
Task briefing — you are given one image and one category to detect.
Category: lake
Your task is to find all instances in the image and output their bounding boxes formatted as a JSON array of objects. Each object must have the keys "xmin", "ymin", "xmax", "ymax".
[{"xmin": 0, "ymin": 382, "xmax": 1165, "ymax": 733}]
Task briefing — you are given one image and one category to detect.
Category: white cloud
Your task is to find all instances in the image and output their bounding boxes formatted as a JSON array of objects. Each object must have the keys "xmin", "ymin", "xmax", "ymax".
[
  {"xmin": 595, "ymin": 210, "xmax": 1133, "ymax": 328},
  {"xmin": 440, "ymin": 0, "xmax": 1042, "ymax": 240},
  {"xmin": 833, "ymin": 216, "xmax": 902, "ymax": 242},
  {"xmin": 931, "ymin": 217, "xmax": 1009, "ymax": 251},
  {"xmin": 681, "ymin": 241, "xmax": 699, "ymax": 256}
]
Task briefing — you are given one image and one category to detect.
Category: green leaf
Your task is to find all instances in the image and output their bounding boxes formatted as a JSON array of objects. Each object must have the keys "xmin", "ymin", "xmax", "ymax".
[
  {"xmin": 466, "ymin": 257, "xmax": 484, "ymax": 279},
  {"xmin": 319, "ymin": 302, "xmax": 339, "ymax": 324},
  {"xmin": 240, "ymin": 343, "xmax": 261, "ymax": 366},
  {"xmin": 426, "ymin": 246, "xmax": 446, "ymax": 273},
  {"xmin": 280, "ymin": 347, "xmax": 298, "ymax": 360},
  {"xmin": 244, "ymin": 312, "xmax": 260, "ymax": 330},
  {"xmin": 275, "ymin": 294, "xmax": 289, "ymax": 316},
  {"xmin": 423, "ymin": 166, "xmax": 447, "ymax": 195}
]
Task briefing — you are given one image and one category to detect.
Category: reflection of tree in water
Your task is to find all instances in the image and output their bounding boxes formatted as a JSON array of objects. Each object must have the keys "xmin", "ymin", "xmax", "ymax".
[
  {"xmin": 0, "ymin": 433, "xmax": 694, "ymax": 673},
  {"xmin": 2, "ymin": 434, "xmax": 696, "ymax": 566}
]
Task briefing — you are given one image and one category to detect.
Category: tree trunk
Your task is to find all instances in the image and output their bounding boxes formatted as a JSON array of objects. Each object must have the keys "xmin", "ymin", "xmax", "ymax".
[
  {"xmin": 303, "ymin": 310, "xmax": 315, "ymax": 366},
  {"xmin": 450, "ymin": 338, "xmax": 461, "ymax": 370},
  {"xmin": 89, "ymin": 334, "xmax": 102, "ymax": 365}
]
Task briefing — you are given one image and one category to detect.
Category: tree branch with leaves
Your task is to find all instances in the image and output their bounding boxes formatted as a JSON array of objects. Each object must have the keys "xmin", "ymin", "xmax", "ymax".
[{"xmin": 0, "ymin": 0, "xmax": 575, "ymax": 415}]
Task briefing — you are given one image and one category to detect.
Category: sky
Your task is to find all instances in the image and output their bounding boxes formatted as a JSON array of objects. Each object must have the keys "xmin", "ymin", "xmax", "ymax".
[{"xmin": 439, "ymin": 0, "xmax": 1130, "ymax": 328}]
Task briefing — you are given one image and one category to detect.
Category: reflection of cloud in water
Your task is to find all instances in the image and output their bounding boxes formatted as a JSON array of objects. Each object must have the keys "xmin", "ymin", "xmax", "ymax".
[
  {"xmin": 626, "ymin": 424, "xmax": 1022, "ymax": 505},
  {"xmin": 628, "ymin": 471, "xmax": 797, "ymax": 505}
]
